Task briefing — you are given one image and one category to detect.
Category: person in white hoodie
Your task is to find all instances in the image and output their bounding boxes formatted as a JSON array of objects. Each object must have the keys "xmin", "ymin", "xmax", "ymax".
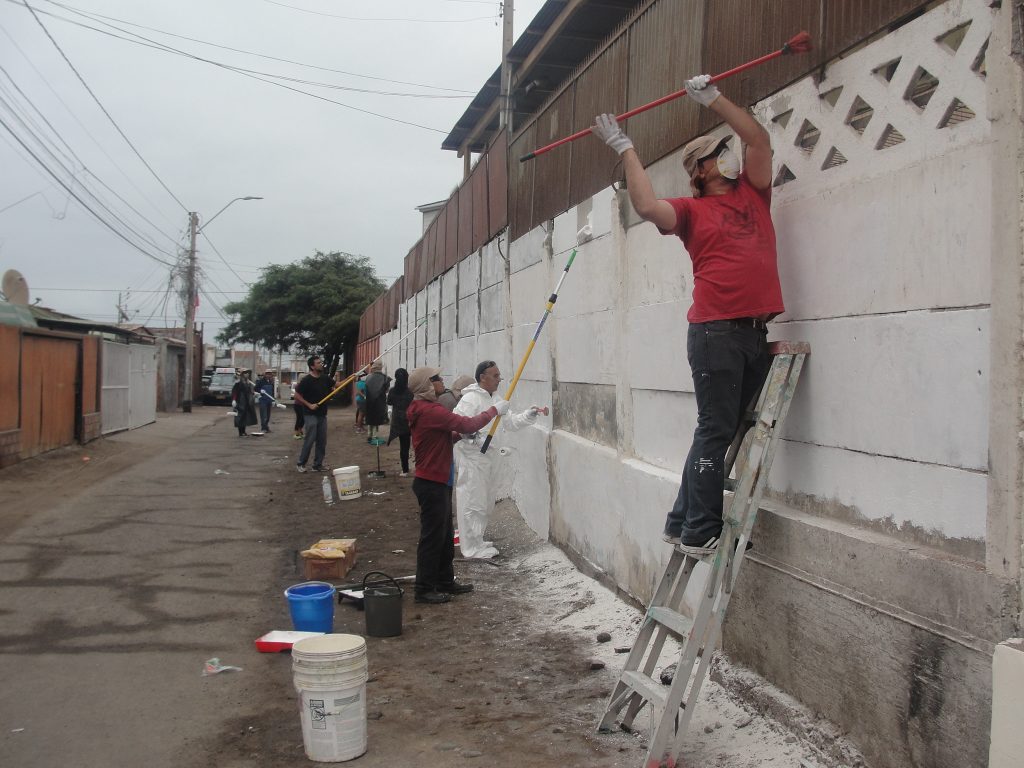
[{"xmin": 453, "ymin": 360, "xmax": 548, "ymax": 558}]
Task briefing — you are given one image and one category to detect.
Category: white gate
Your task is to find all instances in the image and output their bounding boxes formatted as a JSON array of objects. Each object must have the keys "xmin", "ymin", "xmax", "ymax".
[
  {"xmin": 101, "ymin": 341, "xmax": 157, "ymax": 434},
  {"xmin": 128, "ymin": 344, "xmax": 157, "ymax": 429}
]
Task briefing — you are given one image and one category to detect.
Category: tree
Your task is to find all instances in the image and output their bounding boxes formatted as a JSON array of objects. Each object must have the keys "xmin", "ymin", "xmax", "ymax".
[{"xmin": 217, "ymin": 251, "xmax": 385, "ymax": 374}]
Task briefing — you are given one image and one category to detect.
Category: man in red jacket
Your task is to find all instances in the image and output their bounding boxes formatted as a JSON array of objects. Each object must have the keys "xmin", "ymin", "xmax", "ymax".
[{"xmin": 406, "ymin": 366, "xmax": 510, "ymax": 604}]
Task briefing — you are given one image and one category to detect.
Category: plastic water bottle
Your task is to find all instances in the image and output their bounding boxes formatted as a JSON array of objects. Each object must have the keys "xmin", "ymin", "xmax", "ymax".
[{"xmin": 321, "ymin": 476, "xmax": 334, "ymax": 505}]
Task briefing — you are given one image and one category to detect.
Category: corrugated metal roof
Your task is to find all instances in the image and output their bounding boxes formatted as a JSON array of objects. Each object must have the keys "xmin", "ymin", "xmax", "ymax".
[
  {"xmin": 442, "ymin": 0, "xmax": 644, "ymax": 153},
  {"xmin": 0, "ymin": 302, "xmax": 37, "ymax": 328}
]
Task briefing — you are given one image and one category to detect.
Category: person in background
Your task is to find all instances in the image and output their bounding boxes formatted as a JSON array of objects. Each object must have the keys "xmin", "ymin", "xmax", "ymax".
[
  {"xmin": 438, "ymin": 374, "xmax": 473, "ymax": 411},
  {"xmin": 364, "ymin": 361, "xmax": 391, "ymax": 443},
  {"xmin": 292, "ymin": 393, "xmax": 304, "ymax": 440},
  {"xmin": 254, "ymin": 370, "xmax": 275, "ymax": 432},
  {"xmin": 591, "ymin": 72, "xmax": 783, "ymax": 556},
  {"xmin": 354, "ymin": 372, "xmax": 368, "ymax": 433},
  {"xmin": 386, "ymin": 368, "xmax": 414, "ymax": 476},
  {"xmin": 453, "ymin": 361, "xmax": 548, "ymax": 559},
  {"xmin": 292, "ymin": 355, "xmax": 333, "ymax": 472},
  {"xmin": 406, "ymin": 367, "xmax": 509, "ymax": 605},
  {"xmin": 231, "ymin": 369, "xmax": 258, "ymax": 437},
  {"xmin": 450, "ymin": 375, "xmax": 474, "ymax": 403}
]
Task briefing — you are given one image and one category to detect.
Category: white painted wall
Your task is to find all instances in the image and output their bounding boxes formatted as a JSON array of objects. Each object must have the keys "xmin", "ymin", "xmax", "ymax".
[{"xmin": 381, "ymin": 0, "xmax": 998, "ymax": 594}]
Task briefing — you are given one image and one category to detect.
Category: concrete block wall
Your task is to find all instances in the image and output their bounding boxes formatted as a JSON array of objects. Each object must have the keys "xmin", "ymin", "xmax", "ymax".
[
  {"xmin": 375, "ymin": 3, "xmax": 1021, "ymax": 766},
  {"xmin": 0, "ymin": 429, "xmax": 20, "ymax": 468},
  {"xmin": 80, "ymin": 412, "xmax": 101, "ymax": 445}
]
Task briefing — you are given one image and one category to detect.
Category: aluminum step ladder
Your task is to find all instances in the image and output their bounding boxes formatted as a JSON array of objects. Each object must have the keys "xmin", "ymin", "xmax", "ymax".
[{"xmin": 598, "ymin": 341, "xmax": 810, "ymax": 768}]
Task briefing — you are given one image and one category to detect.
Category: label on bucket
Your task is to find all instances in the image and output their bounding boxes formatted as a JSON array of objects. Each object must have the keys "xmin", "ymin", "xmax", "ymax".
[
  {"xmin": 333, "ymin": 466, "xmax": 361, "ymax": 499},
  {"xmin": 297, "ymin": 684, "xmax": 368, "ymax": 762}
]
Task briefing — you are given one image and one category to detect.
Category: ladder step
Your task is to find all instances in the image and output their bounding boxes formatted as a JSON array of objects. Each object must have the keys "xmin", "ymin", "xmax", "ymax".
[
  {"xmin": 648, "ymin": 606, "xmax": 694, "ymax": 642},
  {"xmin": 620, "ymin": 671, "xmax": 667, "ymax": 711}
]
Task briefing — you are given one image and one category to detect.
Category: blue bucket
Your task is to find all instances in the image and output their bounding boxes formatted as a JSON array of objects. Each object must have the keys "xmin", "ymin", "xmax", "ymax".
[{"xmin": 285, "ymin": 581, "xmax": 336, "ymax": 633}]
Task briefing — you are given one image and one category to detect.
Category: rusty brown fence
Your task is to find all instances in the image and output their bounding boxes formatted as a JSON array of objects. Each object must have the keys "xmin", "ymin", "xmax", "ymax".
[
  {"xmin": 360, "ymin": 0, "xmax": 931, "ymax": 339},
  {"xmin": 0, "ymin": 325, "xmax": 101, "ymax": 467},
  {"xmin": 510, "ymin": 0, "xmax": 930, "ymax": 239}
]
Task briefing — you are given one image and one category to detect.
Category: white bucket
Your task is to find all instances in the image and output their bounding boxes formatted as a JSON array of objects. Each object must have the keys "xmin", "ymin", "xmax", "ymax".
[
  {"xmin": 333, "ymin": 466, "xmax": 361, "ymax": 500},
  {"xmin": 292, "ymin": 634, "xmax": 369, "ymax": 762}
]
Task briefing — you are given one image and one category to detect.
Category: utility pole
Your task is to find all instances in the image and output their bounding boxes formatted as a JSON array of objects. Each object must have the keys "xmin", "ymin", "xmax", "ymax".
[
  {"xmin": 183, "ymin": 211, "xmax": 198, "ymax": 413},
  {"xmin": 498, "ymin": 0, "xmax": 514, "ymax": 130}
]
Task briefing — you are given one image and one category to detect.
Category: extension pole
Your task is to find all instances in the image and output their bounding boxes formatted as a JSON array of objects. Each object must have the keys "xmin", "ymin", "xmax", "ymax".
[
  {"xmin": 480, "ymin": 249, "xmax": 576, "ymax": 454},
  {"xmin": 316, "ymin": 313, "xmax": 431, "ymax": 406},
  {"xmin": 518, "ymin": 31, "xmax": 813, "ymax": 162}
]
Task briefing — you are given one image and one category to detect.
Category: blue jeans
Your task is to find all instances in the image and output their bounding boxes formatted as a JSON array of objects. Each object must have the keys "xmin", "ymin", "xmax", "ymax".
[
  {"xmin": 298, "ymin": 412, "xmax": 327, "ymax": 468},
  {"xmin": 258, "ymin": 401, "xmax": 271, "ymax": 431},
  {"xmin": 665, "ymin": 320, "xmax": 771, "ymax": 544}
]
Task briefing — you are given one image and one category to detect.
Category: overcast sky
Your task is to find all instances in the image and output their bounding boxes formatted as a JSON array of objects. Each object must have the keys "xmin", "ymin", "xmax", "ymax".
[{"xmin": 0, "ymin": 0, "xmax": 546, "ymax": 340}]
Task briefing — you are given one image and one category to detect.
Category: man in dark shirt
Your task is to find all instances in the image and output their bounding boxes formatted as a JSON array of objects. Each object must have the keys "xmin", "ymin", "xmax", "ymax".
[{"xmin": 293, "ymin": 355, "xmax": 333, "ymax": 472}]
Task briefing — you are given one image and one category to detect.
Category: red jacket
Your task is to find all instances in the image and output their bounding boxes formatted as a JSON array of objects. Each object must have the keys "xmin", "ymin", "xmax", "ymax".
[{"xmin": 407, "ymin": 400, "xmax": 497, "ymax": 484}]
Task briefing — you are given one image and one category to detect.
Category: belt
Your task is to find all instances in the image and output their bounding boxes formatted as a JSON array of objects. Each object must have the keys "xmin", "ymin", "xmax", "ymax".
[{"xmin": 736, "ymin": 317, "xmax": 769, "ymax": 331}]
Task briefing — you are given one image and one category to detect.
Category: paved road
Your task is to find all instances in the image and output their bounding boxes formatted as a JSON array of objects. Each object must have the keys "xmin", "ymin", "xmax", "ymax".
[{"xmin": 0, "ymin": 410, "xmax": 288, "ymax": 768}]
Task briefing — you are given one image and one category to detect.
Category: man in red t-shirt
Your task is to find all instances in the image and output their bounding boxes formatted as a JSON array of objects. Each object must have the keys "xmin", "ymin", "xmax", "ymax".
[
  {"xmin": 593, "ymin": 74, "xmax": 784, "ymax": 556},
  {"xmin": 406, "ymin": 366, "xmax": 509, "ymax": 604}
]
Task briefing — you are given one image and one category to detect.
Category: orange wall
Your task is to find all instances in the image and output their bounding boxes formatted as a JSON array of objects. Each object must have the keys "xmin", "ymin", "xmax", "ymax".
[{"xmin": 0, "ymin": 326, "xmax": 20, "ymax": 430}]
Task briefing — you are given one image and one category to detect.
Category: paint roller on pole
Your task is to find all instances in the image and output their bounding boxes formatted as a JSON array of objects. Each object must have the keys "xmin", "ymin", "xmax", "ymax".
[
  {"xmin": 480, "ymin": 249, "xmax": 577, "ymax": 454},
  {"xmin": 254, "ymin": 389, "xmax": 288, "ymax": 409},
  {"xmin": 518, "ymin": 31, "xmax": 813, "ymax": 163},
  {"xmin": 316, "ymin": 312, "xmax": 434, "ymax": 406}
]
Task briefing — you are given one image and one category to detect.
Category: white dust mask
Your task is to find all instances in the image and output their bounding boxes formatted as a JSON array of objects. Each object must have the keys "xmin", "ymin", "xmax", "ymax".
[{"xmin": 716, "ymin": 148, "xmax": 740, "ymax": 180}]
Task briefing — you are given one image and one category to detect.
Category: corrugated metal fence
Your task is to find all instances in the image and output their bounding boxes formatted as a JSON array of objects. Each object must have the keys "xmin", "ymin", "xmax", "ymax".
[{"xmin": 359, "ymin": 0, "xmax": 931, "ymax": 339}]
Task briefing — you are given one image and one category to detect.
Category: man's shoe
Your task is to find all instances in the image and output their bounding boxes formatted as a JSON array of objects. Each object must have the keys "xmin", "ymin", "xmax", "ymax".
[
  {"xmin": 438, "ymin": 581, "xmax": 474, "ymax": 595},
  {"xmin": 311, "ymin": 465, "xmax": 326, "ymax": 472},
  {"xmin": 679, "ymin": 536, "xmax": 720, "ymax": 556},
  {"xmin": 296, "ymin": 464, "xmax": 307, "ymax": 473},
  {"xmin": 414, "ymin": 591, "xmax": 452, "ymax": 605},
  {"xmin": 678, "ymin": 536, "xmax": 754, "ymax": 556},
  {"xmin": 293, "ymin": 433, "xmax": 303, "ymax": 440},
  {"xmin": 662, "ymin": 531, "xmax": 681, "ymax": 545}
]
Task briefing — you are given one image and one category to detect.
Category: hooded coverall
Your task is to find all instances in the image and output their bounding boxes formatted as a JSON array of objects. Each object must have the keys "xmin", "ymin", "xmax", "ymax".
[{"xmin": 453, "ymin": 382, "xmax": 536, "ymax": 558}]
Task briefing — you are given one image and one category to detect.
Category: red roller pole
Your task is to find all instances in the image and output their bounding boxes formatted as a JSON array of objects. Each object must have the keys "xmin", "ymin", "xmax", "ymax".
[{"xmin": 518, "ymin": 31, "xmax": 812, "ymax": 163}]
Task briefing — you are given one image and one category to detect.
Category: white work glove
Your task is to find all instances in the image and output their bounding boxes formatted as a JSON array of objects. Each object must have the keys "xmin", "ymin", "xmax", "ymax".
[
  {"xmin": 231, "ymin": 400, "xmax": 236, "ymax": 409},
  {"xmin": 492, "ymin": 398, "xmax": 510, "ymax": 416},
  {"xmin": 592, "ymin": 113, "xmax": 633, "ymax": 155},
  {"xmin": 685, "ymin": 74, "xmax": 721, "ymax": 107}
]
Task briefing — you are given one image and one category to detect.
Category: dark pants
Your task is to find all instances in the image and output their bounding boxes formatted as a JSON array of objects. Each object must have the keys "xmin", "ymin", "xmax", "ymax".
[
  {"xmin": 258, "ymin": 401, "xmax": 271, "ymax": 431},
  {"xmin": 665, "ymin": 320, "xmax": 772, "ymax": 544},
  {"xmin": 412, "ymin": 478, "xmax": 455, "ymax": 594},
  {"xmin": 298, "ymin": 412, "xmax": 327, "ymax": 468},
  {"xmin": 398, "ymin": 434, "xmax": 411, "ymax": 473},
  {"xmin": 293, "ymin": 403, "xmax": 303, "ymax": 432}
]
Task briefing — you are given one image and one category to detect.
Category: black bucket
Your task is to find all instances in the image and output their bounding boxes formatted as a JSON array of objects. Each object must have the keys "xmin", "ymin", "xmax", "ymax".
[{"xmin": 362, "ymin": 571, "xmax": 403, "ymax": 637}]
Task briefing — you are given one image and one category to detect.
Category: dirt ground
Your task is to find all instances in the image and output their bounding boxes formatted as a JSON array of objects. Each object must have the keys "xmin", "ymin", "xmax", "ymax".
[{"xmin": 0, "ymin": 406, "xmax": 863, "ymax": 768}]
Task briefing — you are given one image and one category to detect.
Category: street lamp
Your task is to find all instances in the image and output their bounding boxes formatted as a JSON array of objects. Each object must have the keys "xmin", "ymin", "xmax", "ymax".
[
  {"xmin": 199, "ymin": 196, "xmax": 264, "ymax": 233},
  {"xmin": 182, "ymin": 195, "xmax": 263, "ymax": 413}
]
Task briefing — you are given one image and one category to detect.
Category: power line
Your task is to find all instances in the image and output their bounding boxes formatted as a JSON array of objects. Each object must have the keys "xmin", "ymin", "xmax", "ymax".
[
  {"xmin": 0, "ymin": 20, "xmax": 179, "ymax": 231},
  {"xmin": 199, "ymin": 232, "xmax": 250, "ymax": 286},
  {"xmin": 0, "ymin": 113, "xmax": 175, "ymax": 266},
  {"xmin": 0, "ymin": 63, "xmax": 182, "ymax": 249},
  {"xmin": 19, "ymin": 0, "xmax": 190, "ymax": 212},
  {"xmin": 13, "ymin": 3, "xmax": 451, "ymax": 133},
  {"xmin": 45, "ymin": 0, "xmax": 477, "ymax": 93},
  {"xmin": 0, "ymin": 91, "xmax": 180, "ymax": 260},
  {"xmin": 260, "ymin": 0, "xmax": 496, "ymax": 23}
]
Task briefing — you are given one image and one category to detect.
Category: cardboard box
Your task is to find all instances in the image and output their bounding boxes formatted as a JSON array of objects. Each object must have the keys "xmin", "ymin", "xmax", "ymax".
[{"xmin": 301, "ymin": 539, "xmax": 357, "ymax": 582}]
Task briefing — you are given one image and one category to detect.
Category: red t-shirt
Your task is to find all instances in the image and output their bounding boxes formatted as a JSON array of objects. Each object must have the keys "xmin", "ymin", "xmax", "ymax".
[
  {"xmin": 660, "ymin": 172, "xmax": 784, "ymax": 323},
  {"xmin": 406, "ymin": 400, "xmax": 497, "ymax": 484}
]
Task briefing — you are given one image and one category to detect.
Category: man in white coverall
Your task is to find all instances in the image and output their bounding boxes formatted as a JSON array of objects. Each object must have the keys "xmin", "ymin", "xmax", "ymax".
[{"xmin": 453, "ymin": 360, "xmax": 549, "ymax": 558}]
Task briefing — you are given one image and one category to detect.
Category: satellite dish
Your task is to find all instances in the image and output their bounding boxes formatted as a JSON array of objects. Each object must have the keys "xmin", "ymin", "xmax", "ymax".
[{"xmin": 2, "ymin": 269, "xmax": 29, "ymax": 305}]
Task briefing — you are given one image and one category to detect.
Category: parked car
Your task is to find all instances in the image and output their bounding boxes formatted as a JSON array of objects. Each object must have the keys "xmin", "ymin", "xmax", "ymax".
[{"xmin": 203, "ymin": 368, "xmax": 237, "ymax": 405}]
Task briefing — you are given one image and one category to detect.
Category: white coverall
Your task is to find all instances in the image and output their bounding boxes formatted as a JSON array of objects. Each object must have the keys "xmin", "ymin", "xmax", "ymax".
[{"xmin": 453, "ymin": 382, "xmax": 537, "ymax": 558}]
